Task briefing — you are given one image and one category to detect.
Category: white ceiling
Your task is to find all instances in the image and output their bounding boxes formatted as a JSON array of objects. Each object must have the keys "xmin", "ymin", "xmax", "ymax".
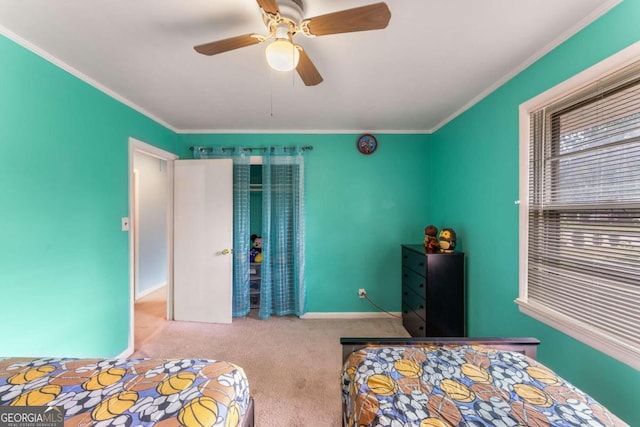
[{"xmin": 0, "ymin": 0, "xmax": 617, "ymax": 133}]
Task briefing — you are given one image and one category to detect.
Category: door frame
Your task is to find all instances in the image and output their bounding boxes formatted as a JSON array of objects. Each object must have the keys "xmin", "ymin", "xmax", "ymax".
[{"xmin": 127, "ymin": 137, "xmax": 178, "ymax": 355}]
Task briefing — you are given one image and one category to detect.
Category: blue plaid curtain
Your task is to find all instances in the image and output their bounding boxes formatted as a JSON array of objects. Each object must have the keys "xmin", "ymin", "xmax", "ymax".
[
  {"xmin": 193, "ymin": 147, "xmax": 251, "ymax": 317},
  {"xmin": 259, "ymin": 146, "xmax": 306, "ymax": 319}
]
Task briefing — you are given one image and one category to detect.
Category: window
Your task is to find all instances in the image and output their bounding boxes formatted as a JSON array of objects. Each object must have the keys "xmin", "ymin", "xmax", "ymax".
[{"xmin": 517, "ymin": 46, "xmax": 640, "ymax": 370}]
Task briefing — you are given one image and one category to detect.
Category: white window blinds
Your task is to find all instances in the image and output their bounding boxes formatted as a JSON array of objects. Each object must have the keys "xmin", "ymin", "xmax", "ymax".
[{"xmin": 518, "ymin": 58, "xmax": 640, "ymax": 370}]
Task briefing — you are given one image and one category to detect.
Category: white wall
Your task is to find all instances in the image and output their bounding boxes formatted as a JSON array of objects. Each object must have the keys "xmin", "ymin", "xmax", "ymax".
[{"xmin": 134, "ymin": 151, "xmax": 168, "ymax": 298}]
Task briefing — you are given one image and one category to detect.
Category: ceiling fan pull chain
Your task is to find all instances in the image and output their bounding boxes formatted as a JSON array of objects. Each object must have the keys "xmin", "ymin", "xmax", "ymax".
[
  {"xmin": 291, "ymin": 42, "xmax": 296, "ymax": 88},
  {"xmin": 270, "ymin": 68, "xmax": 274, "ymax": 117}
]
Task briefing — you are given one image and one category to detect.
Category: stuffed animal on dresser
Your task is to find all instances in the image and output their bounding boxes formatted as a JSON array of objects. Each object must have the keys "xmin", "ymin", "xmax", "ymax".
[
  {"xmin": 250, "ymin": 234, "xmax": 263, "ymax": 263},
  {"xmin": 423, "ymin": 225, "xmax": 440, "ymax": 253},
  {"xmin": 438, "ymin": 228, "xmax": 457, "ymax": 253}
]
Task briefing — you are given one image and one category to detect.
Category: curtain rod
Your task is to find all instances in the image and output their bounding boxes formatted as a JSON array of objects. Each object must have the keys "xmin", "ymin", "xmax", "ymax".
[{"xmin": 189, "ymin": 146, "xmax": 313, "ymax": 153}]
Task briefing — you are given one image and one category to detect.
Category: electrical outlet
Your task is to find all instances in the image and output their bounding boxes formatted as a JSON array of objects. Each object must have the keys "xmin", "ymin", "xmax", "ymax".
[{"xmin": 358, "ymin": 288, "xmax": 366, "ymax": 298}]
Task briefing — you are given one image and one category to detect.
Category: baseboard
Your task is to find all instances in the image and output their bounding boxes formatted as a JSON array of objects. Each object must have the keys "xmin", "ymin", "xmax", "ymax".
[
  {"xmin": 115, "ymin": 345, "xmax": 134, "ymax": 359},
  {"xmin": 136, "ymin": 282, "xmax": 166, "ymax": 300},
  {"xmin": 300, "ymin": 312, "xmax": 402, "ymax": 320}
]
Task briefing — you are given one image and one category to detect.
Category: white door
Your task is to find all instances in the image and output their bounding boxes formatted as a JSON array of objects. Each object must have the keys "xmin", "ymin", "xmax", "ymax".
[{"xmin": 173, "ymin": 159, "xmax": 234, "ymax": 324}]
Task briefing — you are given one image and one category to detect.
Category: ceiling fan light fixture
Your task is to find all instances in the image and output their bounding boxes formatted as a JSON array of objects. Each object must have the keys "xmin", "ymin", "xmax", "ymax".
[
  {"xmin": 194, "ymin": 1, "xmax": 391, "ymax": 85},
  {"xmin": 265, "ymin": 38, "xmax": 300, "ymax": 72}
]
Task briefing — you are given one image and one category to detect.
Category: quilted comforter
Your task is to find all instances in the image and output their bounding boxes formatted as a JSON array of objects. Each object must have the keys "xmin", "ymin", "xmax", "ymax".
[
  {"xmin": 341, "ymin": 345, "xmax": 627, "ymax": 426},
  {"xmin": 0, "ymin": 357, "xmax": 250, "ymax": 426}
]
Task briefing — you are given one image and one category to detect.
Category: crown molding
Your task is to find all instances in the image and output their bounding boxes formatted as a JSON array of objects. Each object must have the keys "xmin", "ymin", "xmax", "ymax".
[
  {"xmin": 430, "ymin": 0, "xmax": 622, "ymax": 133},
  {"xmin": 0, "ymin": 25, "xmax": 178, "ymax": 133}
]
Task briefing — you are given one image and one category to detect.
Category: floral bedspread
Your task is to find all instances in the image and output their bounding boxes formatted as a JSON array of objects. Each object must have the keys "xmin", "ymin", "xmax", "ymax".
[
  {"xmin": 0, "ymin": 357, "xmax": 250, "ymax": 426},
  {"xmin": 341, "ymin": 345, "xmax": 627, "ymax": 427}
]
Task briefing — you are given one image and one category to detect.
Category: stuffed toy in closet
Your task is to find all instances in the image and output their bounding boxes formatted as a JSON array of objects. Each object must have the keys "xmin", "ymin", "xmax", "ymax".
[{"xmin": 250, "ymin": 234, "xmax": 263, "ymax": 263}]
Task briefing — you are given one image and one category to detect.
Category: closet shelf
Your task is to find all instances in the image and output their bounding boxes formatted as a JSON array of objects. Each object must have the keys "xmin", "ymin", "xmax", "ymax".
[{"xmin": 250, "ymin": 262, "xmax": 261, "ymax": 309}]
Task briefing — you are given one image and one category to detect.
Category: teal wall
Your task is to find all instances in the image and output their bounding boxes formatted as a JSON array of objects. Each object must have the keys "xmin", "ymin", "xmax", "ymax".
[
  {"xmin": 1, "ymin": 1, "xmax": 637, "ymax": 421},
  {"xmin": 0, "ymin": 35, "xmax": 177, "ymax": 358},
  {"xmin": 426, "ymin": 1, "xmax": 640, "ymax": 424},
  {"xmin": 178, "ymin": 134, "xmax": 430, "ymax": 313}
]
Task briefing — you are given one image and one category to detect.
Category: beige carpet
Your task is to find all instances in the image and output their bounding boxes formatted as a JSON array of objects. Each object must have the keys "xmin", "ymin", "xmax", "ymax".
[{"xmin": 132, "ymin": 288, "xmax": 409, "ymax": 426}]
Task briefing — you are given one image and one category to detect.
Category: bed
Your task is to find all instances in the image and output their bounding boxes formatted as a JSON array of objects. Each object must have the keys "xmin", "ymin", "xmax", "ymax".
[
  {"xmin": 341, "ymin": 337, "xmax": 628, "ymax": 427},
  {"xmin": 0, "ymin": 357, "xmax": 254, "ymax": 427}
]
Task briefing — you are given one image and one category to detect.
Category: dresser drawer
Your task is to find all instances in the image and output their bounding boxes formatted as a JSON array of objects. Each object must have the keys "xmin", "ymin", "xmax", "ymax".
[
  {"xmin": 402, "ymin": 287, "xmax": 426, "ymax": 322},
  {"xmin": 402, "ymin": 267, "xmax": 426, "ymax": 297},
  {"xmin": 402, "ymin": 247, "xmax": 426, "ymax": 275},
  {"xmin": 402, "ymin": 304, "xmax": 426, "ymax": 337}
]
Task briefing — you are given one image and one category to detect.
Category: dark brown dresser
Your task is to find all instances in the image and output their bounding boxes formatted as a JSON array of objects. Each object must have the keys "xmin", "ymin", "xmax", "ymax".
[{"xmin": 401, "ymin": 244, "xmax": 465, "ymax": 337}]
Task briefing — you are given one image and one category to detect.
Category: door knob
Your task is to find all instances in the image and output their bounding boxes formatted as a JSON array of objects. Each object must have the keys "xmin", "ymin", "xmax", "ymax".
[{"xmin": 221, "ymin": 248, "xmax": 233, "ymax": 255}]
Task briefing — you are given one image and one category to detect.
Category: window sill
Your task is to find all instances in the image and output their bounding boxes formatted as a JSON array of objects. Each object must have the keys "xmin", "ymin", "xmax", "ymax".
[{"xmin": 515, "ymin": 298, "xmax": 640, "ymax": 370}]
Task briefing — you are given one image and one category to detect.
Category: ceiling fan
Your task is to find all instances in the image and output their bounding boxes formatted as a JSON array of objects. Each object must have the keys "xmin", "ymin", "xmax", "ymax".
[{"xmin": 194, "ymin": 0, "xmax": 391, "ymax": 86}]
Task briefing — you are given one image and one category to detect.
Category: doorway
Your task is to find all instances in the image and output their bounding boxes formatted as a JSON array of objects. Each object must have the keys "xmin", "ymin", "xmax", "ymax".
[{"xmin": 128, "ymin": 138, "xmax": 177, "ymax": 354}]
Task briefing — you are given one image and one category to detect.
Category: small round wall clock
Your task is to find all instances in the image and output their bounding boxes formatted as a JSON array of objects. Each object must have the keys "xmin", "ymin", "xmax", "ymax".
[{"xmin": 357, "ymin": 133, "xmax": 378, "ymax": 155}]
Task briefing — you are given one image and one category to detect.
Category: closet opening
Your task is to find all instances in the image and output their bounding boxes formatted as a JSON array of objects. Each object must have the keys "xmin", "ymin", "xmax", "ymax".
[
  {"xmin": 249, "ymin": 161, "xmax": 263, "ymax": 311},
  {"xmin": 188, "ymin": 145, "xmax": 311, "ymax": 320}
]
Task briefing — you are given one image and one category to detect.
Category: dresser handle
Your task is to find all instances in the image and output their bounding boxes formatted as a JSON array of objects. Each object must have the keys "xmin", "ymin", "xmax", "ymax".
[
  {"xmin": 403, "ymin": 255, "xmax": 408, "ymax": 259},
  {"xmin": 419, "ymin": 262, "xmax": 424, "ymax": 266},
  {"xmin": 403, "ymin": 274, "xmax": 408, "ymax": 278},
  {"xmin": 403, "ymin": 292, "xmax": 408, "ymax": 296},
  {"xmin": 419, "ymin": 284, "xmax": 424, "ymax": 288},
  {"xmin": 419, "ymin": 305, "xmax": 424, "ymax": 309}
]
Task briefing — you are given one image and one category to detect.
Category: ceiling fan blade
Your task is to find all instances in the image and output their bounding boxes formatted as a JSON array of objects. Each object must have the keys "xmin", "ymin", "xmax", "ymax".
[
  {"xmin": 303, "ymin": 2, "xmax": 391, "ymax": 37},
  {"xmin": 256, "ymin": 0, "xmax": 279, "ymax": 15},
  {"xmin": 194, "ymin": 34, "xmax": 263, "ymax": 56},
  {"xmin": 296, "ymin": 47, "xmax": 323, "ymax": 86}
]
